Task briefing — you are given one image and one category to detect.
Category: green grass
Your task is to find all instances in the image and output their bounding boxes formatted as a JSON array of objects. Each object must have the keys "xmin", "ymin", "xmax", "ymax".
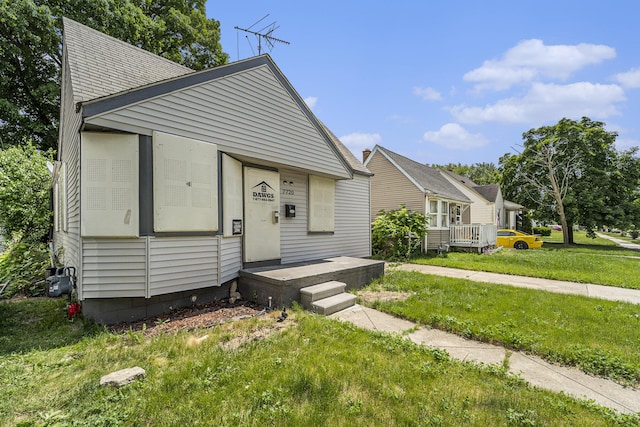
[
  {"xmin": 412, "ymin": 231, "xmax": 640, "ymax": 289},
  {"xmin": 362, "ymin": 270, "xmax": 640, "ymax": 386},
  {"xmin": 2, "ymin": 298, "xmax": 638, "ymax": 426}
]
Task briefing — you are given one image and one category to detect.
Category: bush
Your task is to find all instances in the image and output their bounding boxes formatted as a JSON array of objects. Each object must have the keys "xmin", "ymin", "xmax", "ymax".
[
  {"xmin": 533, "ymin": 226, "xmax": 551, "ymax": 236},
  {"xmin": 0, "ymin": 238, "xmax": 50, "ymax": 298},
  {"xmin": 631, "ymin": 230, "xmax": 639, "ymax": 240},
  {"xmin": 0, "ymin": 144, "xmax": 52, "ymax": 244},
  {"xmin": 372, "ymin": 206, "xmax": 427, "ymax": 261}
]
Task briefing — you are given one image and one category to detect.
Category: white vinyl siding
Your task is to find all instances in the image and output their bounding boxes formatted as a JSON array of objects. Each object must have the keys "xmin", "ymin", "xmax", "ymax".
[
  {"xmin": 80, "ymin": 132, "xmax": 139, "ymax": 237},
  {"xmin": 220, "ymin": 236, "xmax": 242, "ymax": 283},
  {"xmin": 308, "ymin": 175, "xmax": 335, "ymax": 232},
  {"xmin": 153, "ymin": 131, "xmax": 218, "ymax": 232},
  {"xmin": 148, "ymin": 237, "xmax": 219, "ymax": 296},
  {"xmin": 81, "ymin": 238, "xmax": 147, "ymax": 298},
  {"xmin": 222, "ymin": 154, "xmax": 243, "ymax": 236},
  {"xmin": 440, "ymin": 172, "xmax": 495, "ymax": 225},
  {"xmin": 281, "ymin": 171, "xmax": 370, "ymax": 263},
  {"xmin": 55, "ymin": 163, "xmax": 67, "ymax": 232},
  {"xmin": 54, "ymin": 52, "xmax": 82, "ymax": 283},
  {"xmin": 84, "ymin": 65, "xmax": 350, "ymax": 179}
]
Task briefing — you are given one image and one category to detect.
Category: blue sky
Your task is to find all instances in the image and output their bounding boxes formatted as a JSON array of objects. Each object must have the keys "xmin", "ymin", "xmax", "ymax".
[{"xmin": 206, "ymin": 1, "xmax": 640, "ymax": 166}]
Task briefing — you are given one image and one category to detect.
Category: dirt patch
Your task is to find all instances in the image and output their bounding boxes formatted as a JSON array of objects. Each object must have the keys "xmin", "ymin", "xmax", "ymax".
[
  {"xmin": 219, "ymin": 317, "xmax": 291, "ymax": 351},
  {"xmin": 357, "ymin": 290, "xmax": 414, "ymax": 304},
  {"xmin": 109, "ymin": 299, "xmax": 267, "ymax": 337}
]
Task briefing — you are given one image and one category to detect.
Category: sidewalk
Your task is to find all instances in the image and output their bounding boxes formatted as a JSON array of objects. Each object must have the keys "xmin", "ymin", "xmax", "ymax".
[
  {"xmin": 331, "ymin": 261, "xmax": 640, "ymax": 414},
  {"xmin": 392, "ymin": 264, "xmax": 640, "ymax": 305},
  {"xmin": 331, "ymin": 304, "xmax": 640, "ymax": 414},
  {"xmin": 597, "ymin": 232, "xmax": 640, "ymax": 252}
]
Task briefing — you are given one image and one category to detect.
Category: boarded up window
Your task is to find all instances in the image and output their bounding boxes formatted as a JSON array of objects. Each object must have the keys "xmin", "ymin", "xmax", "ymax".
[
  {"xmin": 222, "ymin": 154, "xmax": 243, "ymax": 237},
  {"xmin": 81, "ymin": 132, "xmax": 139, "ymax": 237},
  {"xmin": 308, "ymin": 175, "xmax": 334, "ymax": 232},
  {"xmin": 153, "ymin": 131, "xmax": 218, "ymax": 232}
]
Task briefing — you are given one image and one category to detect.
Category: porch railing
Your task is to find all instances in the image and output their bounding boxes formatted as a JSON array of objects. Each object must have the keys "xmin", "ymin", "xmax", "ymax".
[{"xmin": 449, "ymin": 224, "xmax": 497, "ymax": 249}]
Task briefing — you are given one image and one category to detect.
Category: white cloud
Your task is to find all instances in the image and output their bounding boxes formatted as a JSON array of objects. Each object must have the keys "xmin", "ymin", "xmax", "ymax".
[
  {"xmin": 464, "ymin": 39, "xmax": 616, "ymax": 90},
  {"xmin": 304, "ymin": 96, "xmax": 318, "ymax": 109},
  {"xmin": 615, "ymin": 137, "xmax": 640, "ymax": 151},
  {"xmin": 422, "ymin": 123, "xmax": 488, "ymax": 150},
  {"xmin": 613, "ymin": 68, "xmax": 640, "ymax": 88},
  {"xmin": 339, "ymin": 132, "xmax": 382, "ymax": 154},
  {"xmin": 413, "ymin": 86, "xmax": 442, "ymax": 101},
  {"xmin": 450, "ymin": 82, "xmax": 625, "ymax": 124}
]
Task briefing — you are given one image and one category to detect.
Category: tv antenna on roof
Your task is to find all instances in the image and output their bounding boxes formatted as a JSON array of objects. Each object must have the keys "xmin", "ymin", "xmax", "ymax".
[{"xmin": 234, "ymin": 14, "xmax": 290, "ymax": 58}]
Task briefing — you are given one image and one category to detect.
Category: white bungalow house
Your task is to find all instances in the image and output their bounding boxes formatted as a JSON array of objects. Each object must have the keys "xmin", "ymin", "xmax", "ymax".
[
  {"xmin": 52, "ymin": 18, "xmax": 376, "ymax": 323},
  {"xmin": 363, "ymin": 145, "xmax": 497, "ymax": 251},
  {"xmin": 440, "ymin": 169, "xmax": 521, "ymax": 229}
]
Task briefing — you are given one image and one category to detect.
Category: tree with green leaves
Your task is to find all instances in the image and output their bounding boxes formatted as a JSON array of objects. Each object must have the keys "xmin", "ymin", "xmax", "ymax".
[
  {"xmin": 500, "ymin": 117, "xmax": 640, "ymax": 245},
  {"xmin": 0, "ymin": 144, "xmax": 53, "ymax": 297},
  {"xmin": 0, "ymin": 144, "xmax": 52, "ymax": 242},
  {"xmin": 432, "ymin": 162, "xmax": 501, "ymax": 186},
  {"xmin": 0, "ymin": 0, "xmax": 228, "ymax": 152}
]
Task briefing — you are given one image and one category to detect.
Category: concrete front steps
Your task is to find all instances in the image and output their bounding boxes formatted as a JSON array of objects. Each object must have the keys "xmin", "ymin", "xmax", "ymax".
[{"xmin": 300, "ymin": 281, "xmax": 356, "ymax": 315}]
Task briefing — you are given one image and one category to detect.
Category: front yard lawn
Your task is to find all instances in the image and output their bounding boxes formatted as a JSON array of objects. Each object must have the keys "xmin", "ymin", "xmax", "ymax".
[
  {"xmin": 360, "ymin": 270, "xmax": 640, "ymax": 386},
  {"xmin": 2, "ymin": 298, "xmax": 637, "ymax": 426},
  {"xmin": 412, "ymin": 231, "xmax": 640, "ymax": 289}
]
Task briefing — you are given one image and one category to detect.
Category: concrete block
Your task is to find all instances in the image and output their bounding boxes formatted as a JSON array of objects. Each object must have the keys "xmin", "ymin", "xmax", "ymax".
[
  {"xmin": 300, "ymin": 281, "xmax": 346, "ymax": 308},
  {"xmin": 312, "ymin": 293, "xmax": 357, "ymax": 315}
]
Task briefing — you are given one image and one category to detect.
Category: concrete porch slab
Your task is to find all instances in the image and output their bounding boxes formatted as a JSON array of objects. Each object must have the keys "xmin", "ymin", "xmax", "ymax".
[{"xmin": 238, "ymin": 257, "xmax": 384, "ymax": 307}]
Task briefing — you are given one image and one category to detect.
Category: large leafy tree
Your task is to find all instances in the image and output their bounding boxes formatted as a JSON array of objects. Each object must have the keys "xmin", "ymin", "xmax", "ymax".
[
  {"xmin": 0, "ymin": 0, "xmax": 228, "ymax": 152},
  {"xmin": 500, "ymin": 117, "xmax": 640, "ymax": 245},
  {"xmin": 0, "ymin": 144, "xmax": 52, "ymax": 242},
  {"xmin": 432, "ymin": 162, "xmax": 501, "ymax": 186}
]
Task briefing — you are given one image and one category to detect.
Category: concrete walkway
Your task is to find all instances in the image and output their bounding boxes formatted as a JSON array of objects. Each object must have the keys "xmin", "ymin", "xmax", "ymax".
[
  {"xmin": 391, "ymin": 264, "xmax": 640, "ymax": 305},
  {"xmin": 331, "ymin": 304, "xmax": 640, "ymax": 414},
  {"xmin": 597, "ymin": 232, "xmax": 640, "ymax": 252},
  {"xmin": 331, "ymin": 257, "xmax": 640, "ymax": 414}
]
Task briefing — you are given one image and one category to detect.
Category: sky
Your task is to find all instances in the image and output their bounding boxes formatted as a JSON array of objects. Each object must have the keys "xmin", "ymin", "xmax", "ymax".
[{"xmin": 206, "ymin": 1, "xmax": 640, "ymax": 166}]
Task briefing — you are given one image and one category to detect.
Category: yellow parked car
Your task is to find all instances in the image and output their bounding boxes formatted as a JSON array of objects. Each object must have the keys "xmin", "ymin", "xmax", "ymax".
[{"xmin": 496, "ymin": 229, "xmax": 543, "ymax": 250}]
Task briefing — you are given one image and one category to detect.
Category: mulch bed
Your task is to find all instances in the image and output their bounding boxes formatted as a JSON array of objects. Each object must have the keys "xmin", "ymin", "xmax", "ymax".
[{"xmin": 108, "ymin": 299, "xmax": 266, "ymax": 336}]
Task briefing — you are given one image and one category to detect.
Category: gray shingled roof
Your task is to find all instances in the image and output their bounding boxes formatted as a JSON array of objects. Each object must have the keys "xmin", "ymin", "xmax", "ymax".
[
  {"xmin": 319, "ymin": 122, "xmax": 371, "ymax": 176},
  {"xmin": 376, "ymin": 146, "xmax": 469, "ymax": 202},
  {"xmin": 473, "ymin": 184, "xmax": 500, "ymax": 203},
  {"xmin": 441, "ymin": 169, "xmax": 479, "ymax": 187},
  {"xmin": 63, "ymin": 17, "xmax": 193, "ymax": 104},
  {"xmin": 63, "ymin": 18, "xmax": 366, "ymax": 177}
]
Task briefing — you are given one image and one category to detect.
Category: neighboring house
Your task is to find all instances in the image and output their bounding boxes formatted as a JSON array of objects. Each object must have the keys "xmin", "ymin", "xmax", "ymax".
[
  {"xmin": 440, "ymin": 170, "xmax": 499, "ymax": 226},
  {"xmin": 440, "ymin": 169, "xmax": 521, "ymax": 229},
  {"xmin": 364, "ymin": 145, "xmax": 496, "ymax": 250},
  {"xmin": 52, "ymin": 18, "xmax": 373, "ymax": 323}
]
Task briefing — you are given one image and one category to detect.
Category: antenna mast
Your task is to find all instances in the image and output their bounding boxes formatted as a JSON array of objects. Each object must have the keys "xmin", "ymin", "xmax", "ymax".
[{"xmin": 235, "ymin": 14, "xmax": 290, "ymax": 56}]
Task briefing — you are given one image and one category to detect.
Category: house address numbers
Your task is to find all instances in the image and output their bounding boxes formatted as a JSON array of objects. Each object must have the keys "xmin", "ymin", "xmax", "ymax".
[{"xmin": 281, "ymin": 180, "xmax": 295, "ymax": 196}]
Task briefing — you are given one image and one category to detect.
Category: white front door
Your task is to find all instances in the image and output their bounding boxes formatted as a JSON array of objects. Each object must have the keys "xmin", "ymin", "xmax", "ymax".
[{"xmin": 243, "ymin": 167, "xmax": 280, "ymax": 263}]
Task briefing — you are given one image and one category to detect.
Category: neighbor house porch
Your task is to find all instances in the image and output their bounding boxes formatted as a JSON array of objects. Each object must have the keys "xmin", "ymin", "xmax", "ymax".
[{"xmin": 449, "ymin": 224, "xmax": 497, "ymax": 252}]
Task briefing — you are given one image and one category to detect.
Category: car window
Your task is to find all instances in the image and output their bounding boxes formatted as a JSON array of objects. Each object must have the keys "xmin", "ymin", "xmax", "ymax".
[{"xmin": 498, "ymin": 231, "xmax": 515, "ymax": 236}]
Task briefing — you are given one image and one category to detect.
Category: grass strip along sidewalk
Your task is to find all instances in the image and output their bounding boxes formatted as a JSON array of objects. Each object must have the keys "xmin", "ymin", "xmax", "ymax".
[
  {"xmin": 410, "ymin": 232, "xmax": 640, "ymax": 289},
  {"xmin": 2, "ymin": 298, "xmax": 638, "ymax": 426},
  {"xmin": 361, "ymin": 270, "xmax": 640, "ymax": 387}
]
